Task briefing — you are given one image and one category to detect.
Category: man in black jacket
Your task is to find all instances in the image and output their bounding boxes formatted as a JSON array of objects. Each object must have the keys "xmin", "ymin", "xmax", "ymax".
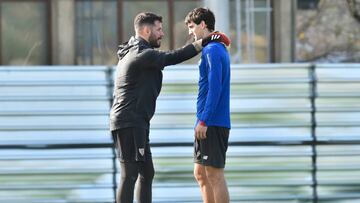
[{"xmin": 110, "ymin": 12, "xmax": 229, "ymax": 203}]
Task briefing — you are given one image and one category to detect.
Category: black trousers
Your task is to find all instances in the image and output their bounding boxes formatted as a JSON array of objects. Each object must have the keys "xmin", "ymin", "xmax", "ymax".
[{"xmin": 112, "ymin": 128, "xmax": 154, "ymax": 203}]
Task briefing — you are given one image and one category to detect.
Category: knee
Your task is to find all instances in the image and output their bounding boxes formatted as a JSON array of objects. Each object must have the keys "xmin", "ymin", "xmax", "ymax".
[
  {"xmin": 139, "ymin": 163, "xmax": 154, "ymax": 183},
  {"xmin": 143, "ymin": 166, "xmax": 155, "ymax": 181},
  {"xmin": 120, "ymin": 163, "xmax": 139, "ymax": 183},
  {"xmin": 194, "ymin": 168, "xmax": 207, "ymax": 185},
  {"xmin": 121, "ymin": 170, "xmax": 138, "ymax": 184}
]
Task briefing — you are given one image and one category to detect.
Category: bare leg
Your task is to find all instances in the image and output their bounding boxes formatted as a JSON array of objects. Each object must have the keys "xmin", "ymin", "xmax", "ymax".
[
  {"xmin": 194, "ymin": 163, "xmax": 215, "ymax": 203},
  {"xmin": 205, "ymin": 166, "xmax": 229, "ymax": 203}
]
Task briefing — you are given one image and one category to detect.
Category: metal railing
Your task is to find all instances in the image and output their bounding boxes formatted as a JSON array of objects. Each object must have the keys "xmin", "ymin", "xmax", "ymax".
[{"xmin": 0, "ymin": 64, "xmax": 359, "ymax": 203}]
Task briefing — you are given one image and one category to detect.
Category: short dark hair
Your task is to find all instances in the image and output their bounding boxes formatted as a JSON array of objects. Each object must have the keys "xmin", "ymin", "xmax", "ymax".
[
  {"xmin": 134, "ymin": 12, "xmax": 162, "ymax": 29},
  {"xmin": 185, "ymin": 8, "xmax": 215, "ymax": 31}
]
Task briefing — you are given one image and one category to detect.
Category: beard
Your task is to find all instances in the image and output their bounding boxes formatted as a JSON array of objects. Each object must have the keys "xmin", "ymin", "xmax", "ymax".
[{"xmin": 148, "ymin": 32, "xmax": 161, "ymax": 48}]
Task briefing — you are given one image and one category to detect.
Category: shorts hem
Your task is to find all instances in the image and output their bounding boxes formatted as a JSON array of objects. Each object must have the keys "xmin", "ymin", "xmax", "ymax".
[{"xmin": 194, "ymin": 160, "xmax": 225, "ymax": 168}]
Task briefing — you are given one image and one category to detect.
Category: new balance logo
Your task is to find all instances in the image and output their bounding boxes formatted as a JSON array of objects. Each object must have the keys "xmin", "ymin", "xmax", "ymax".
[{"xmin": 211, "ymin": 35, "xmax": 221, "ymax": 40}]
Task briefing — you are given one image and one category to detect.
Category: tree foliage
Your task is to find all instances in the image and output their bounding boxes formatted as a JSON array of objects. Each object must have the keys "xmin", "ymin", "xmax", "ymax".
[{"xmin": 347, "ymin": 0, "xmax": 360, "ymax": 21}]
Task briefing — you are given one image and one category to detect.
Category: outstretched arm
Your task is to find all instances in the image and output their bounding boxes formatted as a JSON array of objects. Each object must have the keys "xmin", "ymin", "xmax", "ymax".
[{"xmin": 143, "ymin": 32, "xmax": 231, "ymax": 69}]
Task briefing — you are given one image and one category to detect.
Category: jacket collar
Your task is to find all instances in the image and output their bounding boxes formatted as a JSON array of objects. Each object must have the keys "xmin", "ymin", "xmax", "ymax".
[{"xmin": 134, "ymin": 36, "xmax": 152, "ymax": 49}]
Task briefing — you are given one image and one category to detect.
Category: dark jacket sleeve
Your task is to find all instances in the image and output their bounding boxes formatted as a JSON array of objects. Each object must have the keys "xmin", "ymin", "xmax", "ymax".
[{"xmin": 141, "ymin": 44, "xmax": 198, "ymax": 70}]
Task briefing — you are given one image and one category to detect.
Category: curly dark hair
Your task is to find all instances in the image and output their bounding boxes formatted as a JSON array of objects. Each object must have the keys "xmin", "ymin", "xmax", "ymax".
[{"xmin": 185, "ymin": 7, "xmax": 215, "ymax": 31}]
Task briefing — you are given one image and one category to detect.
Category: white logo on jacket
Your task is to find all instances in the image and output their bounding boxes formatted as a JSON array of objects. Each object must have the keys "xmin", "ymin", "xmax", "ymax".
[{"xmin": 211, "ymin": 35, "xmax": 221, "ymax": 40}]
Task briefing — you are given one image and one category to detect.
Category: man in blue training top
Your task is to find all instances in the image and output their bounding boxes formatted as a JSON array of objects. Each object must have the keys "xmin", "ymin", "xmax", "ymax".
[{"xmin": 185, "ymin": 8, "xmax": 231, "ymax": 203}]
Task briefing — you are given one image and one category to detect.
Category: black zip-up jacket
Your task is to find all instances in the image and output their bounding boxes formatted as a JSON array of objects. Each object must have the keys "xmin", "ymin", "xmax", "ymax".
[{"xmin": 110, "ymin": 36, "xmax": 200, "ymax": 131}]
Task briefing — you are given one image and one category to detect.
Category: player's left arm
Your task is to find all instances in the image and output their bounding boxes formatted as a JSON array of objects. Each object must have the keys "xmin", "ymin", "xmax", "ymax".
[{"xmin": 195, "ymin": 47, "xmax": 223, "ymax": 139}]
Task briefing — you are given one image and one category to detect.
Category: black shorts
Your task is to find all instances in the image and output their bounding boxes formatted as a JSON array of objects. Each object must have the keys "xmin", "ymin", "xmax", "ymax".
[
  {"xmin": 112, "ymin": 127, "xmax": 151, "ymax": 163},
  {"xmin": 194, "ymin": 126, "xmax": 229, "ymax": 168}
]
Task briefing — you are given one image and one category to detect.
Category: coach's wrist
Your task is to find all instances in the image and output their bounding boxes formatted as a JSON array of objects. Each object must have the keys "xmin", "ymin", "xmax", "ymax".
[{"xmin": 192, "ymin": 40, "xmax": 203, "ymax": 53}]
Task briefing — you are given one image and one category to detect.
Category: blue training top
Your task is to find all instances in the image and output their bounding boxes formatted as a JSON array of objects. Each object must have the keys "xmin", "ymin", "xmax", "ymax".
[{"xmin": 196, "ymin": 42, "xmax": 231, "ymax": 129}]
